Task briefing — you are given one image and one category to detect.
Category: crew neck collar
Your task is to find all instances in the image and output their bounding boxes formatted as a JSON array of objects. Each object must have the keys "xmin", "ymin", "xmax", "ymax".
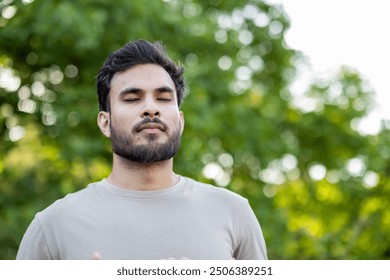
[{"xmin": 99, "ymin": 176, "xmax": 186, "ymax": 199}]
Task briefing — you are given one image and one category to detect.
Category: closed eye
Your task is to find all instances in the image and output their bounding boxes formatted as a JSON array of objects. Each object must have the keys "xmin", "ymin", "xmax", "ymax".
[
  {"xmin": 124, "ymin": 98, "xmax": 140, "ymax": 102},
  {"xmin": 156, "ymin": 92, "xmax": 173, "ymax": 102},
  {"xmin": 157, "ymin": 98, "xmax": 172, "ymax": 102}
]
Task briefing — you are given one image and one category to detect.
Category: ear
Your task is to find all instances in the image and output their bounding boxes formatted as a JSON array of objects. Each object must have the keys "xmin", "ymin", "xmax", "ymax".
[
  {"xmin": 179, "ymin": 111, "xmax": 185, "ymax": 135},
  {"xmin": 97, "ymin": 111, "xmax": 111, "ymax": 138}
]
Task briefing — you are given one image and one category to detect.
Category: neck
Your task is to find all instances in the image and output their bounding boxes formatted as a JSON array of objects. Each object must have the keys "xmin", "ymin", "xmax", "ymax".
[{"xmin": 107, "ymin": 154, "xmax": 179, "ymax": 191}]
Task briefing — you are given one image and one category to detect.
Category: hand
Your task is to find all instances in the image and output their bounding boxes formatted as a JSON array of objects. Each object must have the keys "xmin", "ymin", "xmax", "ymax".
[{"xmin": 90, "ymin": 252, "xmax": 102, "ymax": 260}]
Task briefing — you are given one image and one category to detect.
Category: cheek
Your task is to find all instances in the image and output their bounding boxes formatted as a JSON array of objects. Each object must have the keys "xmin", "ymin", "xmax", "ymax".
[
  {"xmin": 111, "ymin": 113, "xmax": 136, "ymax": 132},
  {"xmin": 168, "ymin": 113, "xmax": 182, "ymax": 126}
]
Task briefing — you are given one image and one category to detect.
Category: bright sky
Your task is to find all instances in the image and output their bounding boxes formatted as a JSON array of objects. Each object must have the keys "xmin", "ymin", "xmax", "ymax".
[{"xmin": 273, "ymin": 0, "xmax": 389, "ymax": 134}]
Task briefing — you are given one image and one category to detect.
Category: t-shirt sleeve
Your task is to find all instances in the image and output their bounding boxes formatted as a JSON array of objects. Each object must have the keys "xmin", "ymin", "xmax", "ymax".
[
  {"xmin": 233, "ymin": 201, "xmax": 268, "ymax": 260},
  {"xmin": 16, "ymin": 215, "xmax": 53, "ymax": 260}
]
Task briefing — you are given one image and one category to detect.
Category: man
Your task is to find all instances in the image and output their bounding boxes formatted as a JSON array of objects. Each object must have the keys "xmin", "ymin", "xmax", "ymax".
[{"xmin": 17, "ymin": 40, "xmax": 267, "ymax": 260}]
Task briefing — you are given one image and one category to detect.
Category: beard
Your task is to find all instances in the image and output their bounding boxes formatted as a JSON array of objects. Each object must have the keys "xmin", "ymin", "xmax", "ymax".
[{"xmin": 109, "ymin": 118, "xmax": 182, "ymax": 163}]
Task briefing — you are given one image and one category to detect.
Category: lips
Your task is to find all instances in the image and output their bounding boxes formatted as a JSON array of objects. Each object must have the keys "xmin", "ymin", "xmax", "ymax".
[{"xmin": 136, "ymin": 122, "xmax": 165, "ymax": 132}]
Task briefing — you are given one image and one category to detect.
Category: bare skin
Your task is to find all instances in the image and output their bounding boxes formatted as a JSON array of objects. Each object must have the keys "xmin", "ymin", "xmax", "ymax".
[
  {"xmin": 97, "ymin": 64, "xmax": 184, "ymax": 191},
  {"xmin": 107, "ymin": 155, "xmax": 180, "ymax": 191}
]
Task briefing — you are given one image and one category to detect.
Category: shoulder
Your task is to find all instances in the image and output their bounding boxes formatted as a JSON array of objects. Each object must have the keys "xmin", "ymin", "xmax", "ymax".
[
  {"xmin": 182, "ymin": 177, "xmax": 249, "ymax": 209},
  {"xmin": 37, "ymin": 181, "xmax": 100, "ymax": 221}
]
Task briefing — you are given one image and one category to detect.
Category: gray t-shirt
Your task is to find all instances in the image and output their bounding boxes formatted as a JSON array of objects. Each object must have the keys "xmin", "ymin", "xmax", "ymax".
[{"xmin": 17, "ymin": 176, "xmax": 267, "ymax": 260}]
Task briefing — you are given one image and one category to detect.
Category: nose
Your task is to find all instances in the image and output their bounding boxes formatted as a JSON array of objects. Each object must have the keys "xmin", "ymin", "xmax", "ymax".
[{"xmin": 141, "ymin": 97, "xmax": 160, "ymax": 118}]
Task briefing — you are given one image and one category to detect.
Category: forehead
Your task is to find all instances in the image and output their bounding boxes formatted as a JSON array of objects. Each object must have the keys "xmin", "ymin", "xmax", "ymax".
[{"xmin": 110, "ymin": 64, "xmax": 176, "ymax": 93}]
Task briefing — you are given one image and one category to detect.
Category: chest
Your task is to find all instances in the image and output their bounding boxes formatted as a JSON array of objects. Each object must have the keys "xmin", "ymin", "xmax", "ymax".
[{"xmin": 55, "ymin": 199, "xmax": 236, "ymax": 259}]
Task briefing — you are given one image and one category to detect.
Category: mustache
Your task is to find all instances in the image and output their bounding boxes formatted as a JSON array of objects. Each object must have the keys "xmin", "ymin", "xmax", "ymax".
[{"xmin": 133, "ymin": 118, "xmax": 168, "ymax": 133}]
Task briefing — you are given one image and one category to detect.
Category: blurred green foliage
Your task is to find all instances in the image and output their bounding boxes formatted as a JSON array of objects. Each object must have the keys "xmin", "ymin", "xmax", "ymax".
[{"xmin": 0, "ymin": 0, "xmax": 389, "ymax": 260}]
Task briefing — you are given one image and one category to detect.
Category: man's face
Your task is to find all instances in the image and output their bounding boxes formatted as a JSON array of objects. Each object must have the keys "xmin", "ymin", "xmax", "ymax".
[{"xmin": 102, "ymin": 64, "xmax": 184, "ymax": 163}]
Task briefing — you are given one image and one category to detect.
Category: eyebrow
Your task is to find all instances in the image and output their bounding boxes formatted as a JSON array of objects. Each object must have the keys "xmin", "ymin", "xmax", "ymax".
[
  {"xmin": 119, "ymin": 87, "xmax": 142, "ymax": 95},
  {"xmin": 155, "ymin": 86, "xmax": 174, "ymax": 94},
  {"xmin": 119, "ymin": 86, "xmax": 175, "ymax": 95}
]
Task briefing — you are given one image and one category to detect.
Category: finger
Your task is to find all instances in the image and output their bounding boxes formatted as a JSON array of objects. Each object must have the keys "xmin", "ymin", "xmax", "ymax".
[{"xmin": 90, "ymin": 252, "xmax": 102, "ymax": 260}]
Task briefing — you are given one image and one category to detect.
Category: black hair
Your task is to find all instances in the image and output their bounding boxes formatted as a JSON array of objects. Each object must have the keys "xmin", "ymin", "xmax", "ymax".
[{"xmin": 96, "ymin": 40, "xmax": 185, "ymax": 112}]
